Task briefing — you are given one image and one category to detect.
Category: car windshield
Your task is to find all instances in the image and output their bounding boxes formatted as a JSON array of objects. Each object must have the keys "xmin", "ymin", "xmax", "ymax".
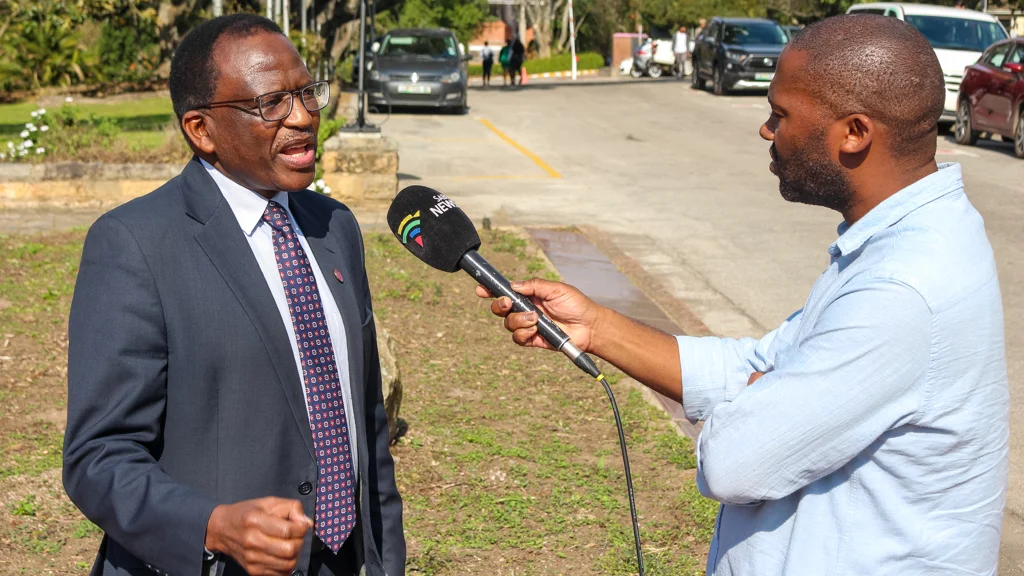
[
  {"xmin": 904, "ymin": 15, "xmax": 1007, "ymax": 52},
  {"xmin": 380, "ymin": 34, "xmax": 457, "ymax": 59},
  {"xmin": 722, "ymin": 23, "xmax": 788, "ymax": 45}
]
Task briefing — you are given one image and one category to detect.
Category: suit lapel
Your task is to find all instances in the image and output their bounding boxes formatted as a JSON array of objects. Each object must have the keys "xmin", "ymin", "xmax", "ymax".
[
  {"xmin": 289, "ymin": 196, "xmax": 368, "ymax": 461},
  {"xmin": 183, "ymin": 160, "xmax": 316, "ymax": 462}
]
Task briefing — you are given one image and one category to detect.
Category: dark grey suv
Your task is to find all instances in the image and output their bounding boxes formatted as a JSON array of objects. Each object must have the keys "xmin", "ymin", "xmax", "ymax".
[
  {"xmin": 691, "ymin": 17, "xmax": 789, "ymax": 95},
  {"xmin": 367, "ymin": 28, "xmax": 470, "ymax": 114}
]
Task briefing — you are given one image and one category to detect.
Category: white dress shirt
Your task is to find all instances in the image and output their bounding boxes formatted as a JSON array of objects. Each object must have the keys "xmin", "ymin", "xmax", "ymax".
[{"xmin": 202, "ymin": 160, "xmax": 359, "ymax": 472}]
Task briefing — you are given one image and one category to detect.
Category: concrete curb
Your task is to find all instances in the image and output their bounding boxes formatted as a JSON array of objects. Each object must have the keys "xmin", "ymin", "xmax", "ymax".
[{"xmin": 0, "ymin": 162, "xmax": 182, "ymax": 183}]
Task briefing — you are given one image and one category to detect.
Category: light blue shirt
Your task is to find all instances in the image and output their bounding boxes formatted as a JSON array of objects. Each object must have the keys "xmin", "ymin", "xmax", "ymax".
[
  {"xmin": 201, "ymin": 160, "xmax": 358, "ymax": 473},
  {"xmin": 678, "ymin": 163, "xmax": 1008, "ymax": 575}
]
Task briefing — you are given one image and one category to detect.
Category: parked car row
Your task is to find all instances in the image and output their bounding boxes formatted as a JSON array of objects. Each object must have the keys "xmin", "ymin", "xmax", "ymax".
[{"xmin": 682, "ymin": 4, "xmax": 1021, "ymax": 158}]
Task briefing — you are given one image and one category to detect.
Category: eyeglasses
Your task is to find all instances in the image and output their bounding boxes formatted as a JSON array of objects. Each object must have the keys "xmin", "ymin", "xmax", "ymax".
[{"xmin": 194, "ymin": 81, "xmax": 330, "ymax": 122}]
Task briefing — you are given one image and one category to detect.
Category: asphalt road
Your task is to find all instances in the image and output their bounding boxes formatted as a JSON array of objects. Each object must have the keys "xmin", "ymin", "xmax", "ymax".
[{"xmin": 368, "ymin": 74, "xmax": 1024, "ymax": 571}]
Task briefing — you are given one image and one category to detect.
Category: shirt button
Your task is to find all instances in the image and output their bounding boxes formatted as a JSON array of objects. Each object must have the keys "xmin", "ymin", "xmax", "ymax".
[
  {"xmin": 299, "ymin": 482, "xmax": 313, "ymax": 495},
  {"xmin": 291, "ymin": 571, "xmax": 304, "ymax": 576}
]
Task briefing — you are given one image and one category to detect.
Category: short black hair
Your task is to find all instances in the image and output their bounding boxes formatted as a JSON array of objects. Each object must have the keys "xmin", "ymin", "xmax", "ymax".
[
  {"xmin": 169, "ymin": 13, "xmax": 284, "ymax": 120},
  {"xmin": 787, "ymin": 14, "xmax": 945, "ymax": 160}
]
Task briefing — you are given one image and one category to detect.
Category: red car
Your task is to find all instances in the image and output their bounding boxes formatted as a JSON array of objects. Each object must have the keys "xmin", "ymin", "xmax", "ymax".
[{"xmin": 955, "ymin": 38, "xmax": 1024, "ymax": 158}]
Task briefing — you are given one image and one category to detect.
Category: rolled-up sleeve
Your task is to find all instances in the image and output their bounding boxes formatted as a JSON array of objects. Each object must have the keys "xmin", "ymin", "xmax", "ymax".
[
  {"xmin": 693, "ymin": 279, "xmax": 930, "ymax": 505},
  {"xmin": 678, "ymin": 325, "xmax": 785, "ymax": 422}
]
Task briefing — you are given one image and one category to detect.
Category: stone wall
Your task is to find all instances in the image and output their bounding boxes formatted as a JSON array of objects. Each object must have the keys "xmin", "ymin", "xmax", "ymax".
[
  {"xmin": 319, "ymin": 133, "xmax": 399, "ymax": 203},
  {"xmin": 0, "ymin": 131, "xmax": 400, "ymax": 208},
  {"xmin": 0, "ymin": 163, "xmax": 180, "ymax": 208}
]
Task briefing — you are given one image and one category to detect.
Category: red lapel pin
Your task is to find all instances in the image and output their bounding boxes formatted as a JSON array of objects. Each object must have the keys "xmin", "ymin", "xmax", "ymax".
[{"xmin": 333, "ymin": 268, "xmax": 344, "ymax": 283}]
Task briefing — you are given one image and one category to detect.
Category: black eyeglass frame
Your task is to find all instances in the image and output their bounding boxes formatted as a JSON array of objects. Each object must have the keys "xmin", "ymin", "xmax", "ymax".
[{"xmin": 192, "ymin": 81, "xmax": 330, "ymax": 122}]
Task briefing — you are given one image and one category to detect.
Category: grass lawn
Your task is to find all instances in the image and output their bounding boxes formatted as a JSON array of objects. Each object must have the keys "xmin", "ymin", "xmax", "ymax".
[
  {"xmin": 0, "ymin": 96, "xmax": 174, "ymax": 136},
  {"xmin": 0, "ymin": 227, "xmax": 716, "ymax": 575}
]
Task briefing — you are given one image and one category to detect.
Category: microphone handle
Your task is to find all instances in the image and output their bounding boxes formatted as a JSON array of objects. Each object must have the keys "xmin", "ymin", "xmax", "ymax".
[{"xmin": 459, "ymin": 250, "xmax": 601, "ymax": 378}]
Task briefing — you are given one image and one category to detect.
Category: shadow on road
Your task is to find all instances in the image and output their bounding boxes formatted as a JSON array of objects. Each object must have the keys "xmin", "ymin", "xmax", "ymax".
[{"xmin": 940, "ymin": 134, "xmax": 1020, "ymax": 160}]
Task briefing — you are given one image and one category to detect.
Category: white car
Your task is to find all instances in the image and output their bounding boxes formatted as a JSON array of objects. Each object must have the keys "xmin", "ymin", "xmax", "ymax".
[{"xmin": 846, "ymin": 2, "xmax": 1009, "ymax": 121}]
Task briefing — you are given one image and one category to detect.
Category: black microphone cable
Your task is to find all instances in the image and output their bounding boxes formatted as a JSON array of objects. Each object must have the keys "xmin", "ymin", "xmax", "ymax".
[{"xmin": 593, "ymin": 372, "xmax": 646, "ymax": 576}]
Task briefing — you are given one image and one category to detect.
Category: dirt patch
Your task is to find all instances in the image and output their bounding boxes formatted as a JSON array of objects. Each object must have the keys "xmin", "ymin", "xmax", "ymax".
[{"xmin": 0, "ymin": 228, "xmax": 716, "ymax": 575}]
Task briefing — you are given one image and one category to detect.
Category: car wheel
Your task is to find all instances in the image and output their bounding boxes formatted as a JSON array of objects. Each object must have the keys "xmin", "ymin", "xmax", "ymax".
[
  {"xmin": 955, "ymin": 99, "xmax": 978, "ymax": 146},
  {"xmin": 647, "ymin": 64, "xmax": 663, "ymax": 78},
  {"xmin": 630, "ymin": 66, "xmax": 644, "ymax": 79},
  {"xmin": 1015, "ymin": 109, "xmax": 1024, "ymax": 159},
  {"xmin": 712, "ymin": 65, "xmax": 727, "ymax": 96},
  {"xmin": 691, "ymin": 65, "xmax": 706, "ymax": 90}
]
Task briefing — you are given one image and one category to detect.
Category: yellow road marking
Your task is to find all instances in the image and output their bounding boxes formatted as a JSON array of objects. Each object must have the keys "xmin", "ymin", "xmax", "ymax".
[{"xmin": 478, "ymin": 118, "xmax": 562, "ymax": 179}]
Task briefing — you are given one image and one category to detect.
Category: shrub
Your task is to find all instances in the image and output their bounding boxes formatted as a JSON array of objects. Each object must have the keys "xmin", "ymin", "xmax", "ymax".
[
  {"xmin": 468, "ymin": 51, "xmax": 604, "ymax": 76},
  {"xmin": 96, "ymin": 17, "xmax": 160, "ymax": 84},
  {"xmin": 0, "ymin": 104, "xmax": 190, "ymax": 164}
]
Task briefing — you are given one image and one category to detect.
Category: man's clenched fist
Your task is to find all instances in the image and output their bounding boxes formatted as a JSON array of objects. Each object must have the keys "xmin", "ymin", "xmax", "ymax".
[{"xmin": 205, "ymin": 497, "xmax": 313, "ymax": 576}]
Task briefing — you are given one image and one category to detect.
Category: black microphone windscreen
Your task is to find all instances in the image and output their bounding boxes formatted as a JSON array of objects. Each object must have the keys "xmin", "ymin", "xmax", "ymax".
[{"xmin": 386, "ymin": 185, "xmax": 481, "ymax": 273}]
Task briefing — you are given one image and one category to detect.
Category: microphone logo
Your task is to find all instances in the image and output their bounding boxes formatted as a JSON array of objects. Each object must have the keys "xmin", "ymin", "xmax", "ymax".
[{"xmin": 398, "ymin": 211, "xmax": 423, "ymax": 247}]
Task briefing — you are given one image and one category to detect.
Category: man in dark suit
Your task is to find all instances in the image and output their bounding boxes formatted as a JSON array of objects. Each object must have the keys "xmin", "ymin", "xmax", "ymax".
[{"xmin": 63, "ymin": 14, "xmax": 404, "ymax": 576}]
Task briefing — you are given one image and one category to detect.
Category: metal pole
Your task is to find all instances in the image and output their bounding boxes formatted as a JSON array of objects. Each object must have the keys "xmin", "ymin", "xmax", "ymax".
[
  {"xmin": 213, "ymin": 0, "xmax": 223, "ymax": 17},
  {"xmin": 357, "ymin": 0, "xmax": 366, "ymax": 128},
  {"xmin": 266, "ymin": 0, "xmax": 272, "ymax": 19},
  {"xmin": 283, "ymin": 0, "xmax": 290, "ymax": 35},
  {"xmin": 568, "ymin": 0, "xmax": 577, "ymax": 80},
  {"xmin": 301, "ymin": 0, "xmax": 307, "ymax": 34}
]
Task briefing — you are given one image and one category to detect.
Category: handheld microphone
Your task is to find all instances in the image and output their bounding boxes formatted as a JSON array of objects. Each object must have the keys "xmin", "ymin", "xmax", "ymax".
[
  {"xmin": 386, "ymin": 186, "xmax": 646, "ymax": 576},
  {"xmin": 385, "ymin": 185, "xmax": 601, "ymax": 379}
]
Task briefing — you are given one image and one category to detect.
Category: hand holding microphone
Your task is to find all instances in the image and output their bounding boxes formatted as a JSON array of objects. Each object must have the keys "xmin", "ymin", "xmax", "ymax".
[
  {"xmin": 386, "ymin": 186, "xmax": 604, "ymax": 378},
  {"xmin": 474, "ymin": 278, "xmax": 600, "ymax": 354}
]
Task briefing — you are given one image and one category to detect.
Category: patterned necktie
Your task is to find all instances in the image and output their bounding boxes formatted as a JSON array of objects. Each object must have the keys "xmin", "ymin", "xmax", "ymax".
[{"xmin": 262, "ymin": 201, "xmax": 356, "ymax": 551}]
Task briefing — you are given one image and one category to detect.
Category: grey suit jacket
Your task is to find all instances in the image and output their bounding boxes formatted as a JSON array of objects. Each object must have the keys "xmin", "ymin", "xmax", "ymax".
[{"xmin": 63, "ymin": 157, "xmax": 405, "ymax": 576}]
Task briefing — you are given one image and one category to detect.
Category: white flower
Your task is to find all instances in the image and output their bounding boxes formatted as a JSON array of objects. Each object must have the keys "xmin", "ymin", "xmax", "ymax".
[
  {"xmin": 25, "ymin": 123, "xmax": 34, "ymax": 129},
  {"xmin": 19, "ymin": 130, "xmax": 28, "ymax": 138},
  {"xmin": 65, "ymin": 97, "xmax": 73, "ymax": 102},
  {"xmin": 30, "ymin": 111, "xmax": 38, "ymax": 118},
  {"xmin": 315, "ymin": 178, "xmax": 326, "ymax": 188},
  {"xmin": 28, "ymin": 125, "xmax": 37, "ymax": 132},
  {"xmin": 322, "ymin": 186, "xmax": 332, "ymax": 195},
  {"xmin": 18, "ymin": 149, "xmax": 26, "ymax": 156},
  {"xmin": 40, "ymin": 125, "xmax": 48, "ymax": 132},
  {"xmin": 38, "ymin": 108, "xmax": 46, "ymax": 115},
  {"xmin": 6, "ymin": 141, "xmax": 13, "ymax": 149},
  {"xmin": 0, "ymin": 153, "xmax": 5, "ymax": 160},
  {"xmin": 22, "ymin": 139, "xmax": 32, "ymax": 148},
  {"xmin": 35, "ymin": 147, "xmax": 44, "ymax": 154}
]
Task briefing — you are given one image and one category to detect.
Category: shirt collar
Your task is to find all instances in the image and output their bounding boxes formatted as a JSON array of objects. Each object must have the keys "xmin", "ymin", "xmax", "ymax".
[
  {"xmin": 829, "ymin": 162, "xmax": 963, "ymax": 258},
  {"xmin": 201, "ymin": 159, "xmax": 290, "ymax": 236}
]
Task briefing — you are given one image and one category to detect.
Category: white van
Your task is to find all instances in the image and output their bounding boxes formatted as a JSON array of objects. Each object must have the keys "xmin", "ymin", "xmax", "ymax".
[{"xmin": 846, "ymin": 3, "xmax": 1009, "ymax": 120}]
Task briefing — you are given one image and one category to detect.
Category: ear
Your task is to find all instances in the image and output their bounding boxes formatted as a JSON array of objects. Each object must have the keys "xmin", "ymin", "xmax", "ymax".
[
  {"xmin": 838, "ymin": 113, "xmax": 873, "ymax": 155},
  {"xmin": 181, "ymin": 110, "xmax": 217, "ymax": 156}
]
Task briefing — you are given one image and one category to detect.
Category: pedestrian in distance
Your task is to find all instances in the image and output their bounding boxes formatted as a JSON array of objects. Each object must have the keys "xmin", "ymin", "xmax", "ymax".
[
  {"xmin": 481, "ymin": 40, "xmax": 494, "ymax": 88},
  {"xmin": 673, "ymin": 25, "xmax": 690, "ymax": 79},
  {"xmin": 499, "ymin": 38, "xmax": 512, "ymax": 86},
  {"xmin": 510, "ymin": 35, "xmax": 526, "ymax": 86},
  {"xmin": 478, "ymin": 13, "xmax": 1008, "ymax": 576},
  {"xmin": 63, "ymin": 13, "xmax": 405, "ymax": 576}
]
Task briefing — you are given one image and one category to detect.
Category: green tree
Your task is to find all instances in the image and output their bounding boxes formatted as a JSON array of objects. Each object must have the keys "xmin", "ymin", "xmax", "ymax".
[
  {"xmin": 0, "ymin": 0, "xmax": 96, "ymax": 92},
  {"xmin": 388, "ymin": 0, "xmax": 489, "ymax": 45}
]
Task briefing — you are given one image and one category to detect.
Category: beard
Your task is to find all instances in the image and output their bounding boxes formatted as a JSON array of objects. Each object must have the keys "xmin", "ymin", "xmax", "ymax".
[{"xmin": 771, "ymin": 130, "xmax": 854, "ymax": 213}]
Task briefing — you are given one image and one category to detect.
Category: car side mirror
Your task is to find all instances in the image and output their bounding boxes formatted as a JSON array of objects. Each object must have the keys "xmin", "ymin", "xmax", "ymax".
[
  {"xmin": 1005, "ymin": 62, "xmax": 1023, "ymax": 74},
  {"xmin": 371, "ymin": 41, "xmax": 380, "ymax": 53}
]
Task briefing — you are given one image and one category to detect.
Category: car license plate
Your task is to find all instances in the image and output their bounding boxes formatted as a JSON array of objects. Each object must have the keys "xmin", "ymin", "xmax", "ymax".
[
  {"xmin": 397, "ymin": 84, "xmax": 431, "ymax": 94},
  {"xmin": 755, "ymin": 72, "xmax": 775, "ymax": 81}
]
